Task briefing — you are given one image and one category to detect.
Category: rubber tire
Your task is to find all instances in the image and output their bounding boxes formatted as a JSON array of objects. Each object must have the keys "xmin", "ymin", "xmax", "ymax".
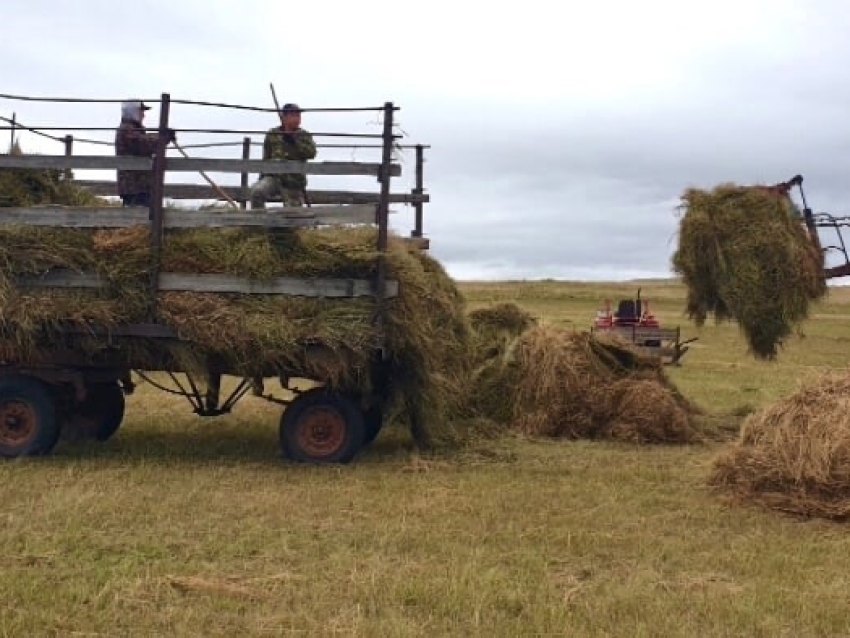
[
  {"xmin": 0, "ymin": 375, "xmax": 60, "ymax": 459},
  {"xmin": 362, "ymin": 404, "xmax": 384, "ymax": 446},
  {"xmin": 63, "ymin": 382, "xmax": 126, "ymax": 442},
  {"xmin": 280, "ymin": 388, "xmax": 365, "ymax": 464}
]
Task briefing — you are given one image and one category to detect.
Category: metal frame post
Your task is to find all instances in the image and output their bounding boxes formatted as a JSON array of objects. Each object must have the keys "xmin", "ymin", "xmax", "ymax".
[
  {"xmin": 148, "ymin": 93, "xmax": 171, "ymax": 319},
  {"xmin": 9, "ymin": 112, "xmax": 16, "ymax": 151},
  {"xmin": 63, "ymin": 135, "xmax": 73, "ymax": 180},
  {"xmin": 375, "ymin": 102, "xmax": 395, "ymax": 289},
  {"xmin": 373, "ymin": 102, "xmax": 395, "ymax": 359},
  {"xmin": 240, "ymin": 136, "xmax": 251, "ymax": 209},
  {"xmin": 411, "ymin": 144, "xmax": 424, "ymax": 238}
]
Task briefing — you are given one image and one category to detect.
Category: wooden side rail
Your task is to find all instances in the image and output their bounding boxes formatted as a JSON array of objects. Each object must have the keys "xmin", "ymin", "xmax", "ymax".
[
  {"xmin": 0, "ymin": 154, "xmax": 401, "ymax": 177},
  {"xmin": 73, "ymin": 180, "xmax": 429, "ymax": 205}
]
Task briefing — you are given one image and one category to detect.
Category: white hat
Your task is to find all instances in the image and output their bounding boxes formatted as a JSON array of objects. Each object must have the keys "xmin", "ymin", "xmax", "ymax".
[{"xmin": 121, "ymin": 100, "xmax": 151, "ymax": 121}]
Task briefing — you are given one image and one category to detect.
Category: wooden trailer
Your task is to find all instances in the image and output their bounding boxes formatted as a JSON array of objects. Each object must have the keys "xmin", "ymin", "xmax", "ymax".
[{"xmin": 0, "ymin": 92, "xmax": 430, "ymax": 464}]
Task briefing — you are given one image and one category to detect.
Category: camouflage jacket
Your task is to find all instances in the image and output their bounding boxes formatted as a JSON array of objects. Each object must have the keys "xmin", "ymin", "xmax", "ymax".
[
  {"xmin": 261, "ymin": 127, "xmax": 317, "ymax": 190},
  {"xmin": 115, "ymin": 118, "xmax": 160, "ymax": 195}
]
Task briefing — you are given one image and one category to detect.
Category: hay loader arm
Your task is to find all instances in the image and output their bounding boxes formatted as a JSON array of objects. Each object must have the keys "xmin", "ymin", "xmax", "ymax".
[
  {"xmin": 809, "ymin": 213, "xmax": 850, "ymax": 279},
  {"xmin": 773, "ymin": 175, "xmax": 850, "ymax": 280}
]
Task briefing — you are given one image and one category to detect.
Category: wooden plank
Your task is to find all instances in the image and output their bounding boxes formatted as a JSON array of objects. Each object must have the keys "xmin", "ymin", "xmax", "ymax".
[
  {"xmin": 403, "ymin": 236, "xmax": 431, "ymax": 250},
  {"xmin": 0, "ymin": 154, "xmax": 400, "ymax": 177},
  {"xmin": 15, "ymin": 270, "xmax": 399, "ymax": 299},
  {"xmin": 0, "ymin": 154, "xmax": 151, "ymax": 171},
  {"xmin": 166, "ymin": 157, "xmax": 401, "ymax": 177},
  {"xmin": 0, "ymin": 205, "xmax": 380, "ymax": 228},
  {"xmin": 165, "ymin": 205, "xmax": 379, "ymax": 228},
  {"xmin": 75, "ymin": 180, "xmax": 430, "ymax": 204},
  {"xmin": 0, "ymin": 206, "xmax": 149, "ymax": 228},
  {"xmin": 157, "ymin": 273, "xmax": 398, "ymax": 298}
]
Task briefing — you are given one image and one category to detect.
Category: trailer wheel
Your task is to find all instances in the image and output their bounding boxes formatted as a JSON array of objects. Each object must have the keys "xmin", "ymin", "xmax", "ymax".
[
  {"xmin": 280, "ymin": 388, "xmax": 365, "ymax": 464},
  {"xmin": 63, "ymin": 382, "xmax": 126, "ymax": 442},
  {"xmin": 0, "ymin": 375, "xmax": 60, "ymax": 458}
]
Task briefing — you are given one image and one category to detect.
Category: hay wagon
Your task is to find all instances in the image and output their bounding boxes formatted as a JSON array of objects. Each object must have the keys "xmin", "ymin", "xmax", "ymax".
[{"xmin": 0, "ymin": 92, "xmax": 431, "ymax": 464}]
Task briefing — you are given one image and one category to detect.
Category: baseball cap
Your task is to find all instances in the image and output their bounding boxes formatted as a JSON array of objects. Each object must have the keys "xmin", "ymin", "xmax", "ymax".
[{"xmin": 281, "ymin": 103, "xmax": 302, "ymax": 113}]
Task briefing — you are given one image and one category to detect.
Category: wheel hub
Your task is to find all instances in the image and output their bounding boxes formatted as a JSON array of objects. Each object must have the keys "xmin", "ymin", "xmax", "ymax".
[
  {"xmin": 296, "ymin": 407, "xmax": 346, "ymax": 457},
  {"xmin": 0, "ymin": 400, "xmax": 36, "ymax": 446}
]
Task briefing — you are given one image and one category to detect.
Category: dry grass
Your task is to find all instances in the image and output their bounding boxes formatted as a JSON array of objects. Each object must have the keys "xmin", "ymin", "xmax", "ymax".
[
  {"xmin": 2, "ymin": 279, "xmax": 850, "ymax": 635},
  {"xmin": 709, "ymin": 371, "xmax": 850, "ymax": 520}
]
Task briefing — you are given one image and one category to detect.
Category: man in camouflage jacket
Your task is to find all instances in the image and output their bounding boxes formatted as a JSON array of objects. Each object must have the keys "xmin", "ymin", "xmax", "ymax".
[
  {"xmin": 114, "ymin": 100, "xmax": 175, "ymax": 207},
  {"xmin": 250, "ymin": 103, "xmax": 317, "ymax": 209}
]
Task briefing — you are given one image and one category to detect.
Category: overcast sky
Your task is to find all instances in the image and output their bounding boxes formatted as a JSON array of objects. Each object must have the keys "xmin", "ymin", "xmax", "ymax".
[{"xmin": 4, "ymin": 0, "xmax": 850, "ymax": 281}]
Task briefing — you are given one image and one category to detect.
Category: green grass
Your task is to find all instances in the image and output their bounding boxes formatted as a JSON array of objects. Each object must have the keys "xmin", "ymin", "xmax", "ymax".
[{"xmin": 2, "ymin": 278, "xmax": 850, "ymax": 636}]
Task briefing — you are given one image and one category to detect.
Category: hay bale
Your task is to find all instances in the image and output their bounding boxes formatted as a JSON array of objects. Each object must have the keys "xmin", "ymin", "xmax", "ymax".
[
  {"xmin": 468, "ymin": 322, "xmax": 697, "ymax": 444},
  {"xmin": 671, "ymin": 183, "xmax": 826, "ymax": 359},
  {"xmin": 708, "ymin": 372, "xmax": 850, "ymax": 521}
]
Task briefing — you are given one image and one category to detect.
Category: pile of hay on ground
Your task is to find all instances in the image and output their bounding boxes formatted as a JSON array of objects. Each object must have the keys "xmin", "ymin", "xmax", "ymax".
[
  {"xmin": 466, "ymin": 309, "xmax": 698, "ymax": 444},
  {"xmin": 708, "ymin": 372, "xmax": 850, "ymax": 521},
  {"xmin": 468, "ymin": 302, "xmax": 537, "ymax": 366},
  {"xmin": 671, "ymin": 183, "xmax": 826, "ymax": 359}
]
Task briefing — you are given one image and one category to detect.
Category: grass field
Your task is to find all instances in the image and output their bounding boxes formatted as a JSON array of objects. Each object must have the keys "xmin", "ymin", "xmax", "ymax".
[{"xmin": 2, "ymin": 279, "xmax": 849, "ymax": 637}]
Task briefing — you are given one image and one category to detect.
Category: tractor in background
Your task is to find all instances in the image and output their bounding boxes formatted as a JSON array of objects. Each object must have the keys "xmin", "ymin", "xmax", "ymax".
[{"xmin": 592, "ymin": 288, "xmax": 696, "ymax": 365}]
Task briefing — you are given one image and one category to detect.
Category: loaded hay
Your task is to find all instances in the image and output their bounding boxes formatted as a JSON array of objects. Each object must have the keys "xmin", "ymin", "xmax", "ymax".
[
  {"xmin": 708, "ymin": 372, "xmax": 850, "ymax": 521},
  {"xmin": 671, "ymin": 183, "xmax": 826, "ymax": 359},
  {"xmin": 0, "ymin": 224, "xmax": 473, "ymax": 448},
  {"xmin": 467, "ymin": 316, "xmax": 698, "ymax": 444}
]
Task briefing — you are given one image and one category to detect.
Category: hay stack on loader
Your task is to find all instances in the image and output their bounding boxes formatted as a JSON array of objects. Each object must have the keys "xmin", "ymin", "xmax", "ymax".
[{"xmin": 671, "ymin": 177, "xmax": 826, "ymax": 359}]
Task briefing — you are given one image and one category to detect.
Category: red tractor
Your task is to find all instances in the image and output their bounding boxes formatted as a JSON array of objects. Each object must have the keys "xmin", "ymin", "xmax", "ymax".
[
  {"xmin": 594, "ymin": 288, "xmax": 661, "ymax": 345},
  {"xmin": 593, "ymin": 288, "xmax": 695, "ymax": 364}
]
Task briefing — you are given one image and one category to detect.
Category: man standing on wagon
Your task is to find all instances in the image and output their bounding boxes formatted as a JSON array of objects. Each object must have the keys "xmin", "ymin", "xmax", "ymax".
[
  {"xmin": 249, "ymin": 103, "xmax": 317, "ymax": 209},
  {"xmin": 114, "ymin": 100, "xmax": 176, "ymax": 207}
]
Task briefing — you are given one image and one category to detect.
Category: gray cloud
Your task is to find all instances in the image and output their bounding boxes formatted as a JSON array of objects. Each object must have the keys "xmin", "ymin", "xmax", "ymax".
[{"xmin": 4, "ymin": 0, "xmax": 850, "ymax": 281}]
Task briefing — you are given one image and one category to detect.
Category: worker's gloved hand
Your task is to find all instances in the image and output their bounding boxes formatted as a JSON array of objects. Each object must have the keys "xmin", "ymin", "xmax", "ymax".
[{"xmin": 166, "ymin": 128, "xmax": 177, "ymax": 144}]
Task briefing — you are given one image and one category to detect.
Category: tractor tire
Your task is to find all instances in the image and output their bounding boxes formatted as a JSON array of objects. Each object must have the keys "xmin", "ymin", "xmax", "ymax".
[
  {"xmin": 62, "ymin": 382, "xmax": 126, "ymax": 442},
  {"xmin": 0, "ymin": 375, "xmax": 61, "ymax": 458},
  {"xmin": 280, "ymin": 388, "xmax": 365, "ymax": 464}
]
